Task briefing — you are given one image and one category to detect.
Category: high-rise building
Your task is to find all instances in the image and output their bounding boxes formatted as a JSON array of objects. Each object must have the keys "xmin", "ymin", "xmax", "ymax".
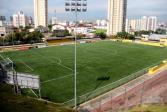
[
  {"xmin": 0, "ymin": 16, "xmax": 6, "ymax": 21},
  {"xmin": 126, "ymin": 19, "xmax": 141, "ymax": 33},
  {"xmin": 34, "ymin": 0, "xmax": 48, "ymax": 28},
  {"xmin": 51, "ymin": 17, "xmax": 57, "ymax": 25},
  {"xmin": 129, "ymin": 19, "xmax": 136, "ymax": 31},
  {"xmin": 0, "ymin": 16, "xmax": 13, "ymax": 37},
  {"xmin": 96, "ymin": 20, "xmax": 107, "ymax": 26},
  {"xmin": 126, "ymin": 16, "xmax": 158, "ymax": 33},
  {"xmin": 0, "ymin": 16, "xmax": 6, "ymax": 27},
  {"xmin": 28, "ymin": 16, "xmax": 34, "ymax": 25},
  {"xmin": 107, "ymin": 0, "xmax": 127, "ymax": 35},
  {"xmin": 12, "ymin": 11, "xmax": 28, "ymax": 28},
  {"xmin": 147, "ymin": 16, "xmax": 157, "ymax": 31},
  {"xmin": 140, "ymin": 16, "xmax": 148, "ymax": 31},
  {"xmin": 140, "ymin": 16, "xmax": 157, "ymax": 31},
  {"xmin": 136, "ymin": 19, "xmax": 141, "ymax": 31}
]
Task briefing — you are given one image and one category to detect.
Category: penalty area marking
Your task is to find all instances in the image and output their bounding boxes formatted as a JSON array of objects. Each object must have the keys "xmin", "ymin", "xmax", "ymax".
[
  {"xmin": 31, "ymin": 50, "xmax": 74, "ymax": 72},
  {"xmin": 19, "ymin": 60, "xmax": 34, "ymax": 71},
  {"xmin": 41, "ymin": 74, "xmax": 73, "ymax": 84}
]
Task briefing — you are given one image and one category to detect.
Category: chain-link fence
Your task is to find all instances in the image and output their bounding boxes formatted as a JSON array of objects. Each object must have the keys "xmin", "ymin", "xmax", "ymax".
[
  {"xmin": 79, "ymin": 66, "xmax": 167, "ymax": 112},
  {"xmin": 63, "ymin": 68, "xmax": 148, "ymax": 106},
  {"xmin": 63, "ymin": 60, "xmax": 165, "ymax": 107}
]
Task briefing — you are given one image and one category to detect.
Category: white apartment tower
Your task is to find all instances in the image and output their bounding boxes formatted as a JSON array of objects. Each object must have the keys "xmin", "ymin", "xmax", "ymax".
[
  {"xmin": 107, "ymin": 0, "xmax": 127, "ymax": 35},
  {"xmin": 51, "ymin": 17, "xmax": 57, "ymax": 25},
  {"xmin": 13, "ymin": 11, "xmax": 28, "ymax": 28},
  {"xmin": 141, "ymin": 16, "xmax": 157, "ymax": 31},
  {"xmin": 126, "ymin": 16, "xmax": 158, "ymax": 33},
  {"xmin": 126, "ymin": 19, "xmax": 141, "ymax": 32},
  {"xmin": 34, "ymin": 0, "xmax": 48, "ymax": 28},
  {"xmin": 147, "ymin": 16, "xmax": 157, "ymax": 31},
  {"xmin": 141, "ymin": 16, "xmax": 148, "ymax": 31}
]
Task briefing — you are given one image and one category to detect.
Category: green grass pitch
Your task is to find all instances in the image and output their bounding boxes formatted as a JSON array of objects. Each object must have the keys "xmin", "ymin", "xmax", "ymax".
[{"xmin": 1, "ymin": 41, "xmax": 167, "ymax": 103}]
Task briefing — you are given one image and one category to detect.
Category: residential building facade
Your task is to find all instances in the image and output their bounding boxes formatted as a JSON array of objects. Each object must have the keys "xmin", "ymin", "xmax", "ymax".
[
  {"xmin": 12, "ymin": 11, "xmax": 28, "ymax": 28},
  {"xmin": 34, "ymin": 0, "xmax": 48, "ymax": 28},
  {"xmin": 146, "ymin": 16, "xmax": 157, "ymax": 31},
  {"xmin": 95, "ymin": 19, "xmax": 107, "ymax": 30},
  {"xmin": 107, "ymin": 0, "xmax": 127, "ymax": 35},
  {"xmin": 51, "ymin": 17, "xmax": 57, "ymax": 25},
  {"xmin": 126, "ymin": 16, "xmax": 158, "ymax": 33},
  {"xmin": 0, "ymin": 16, "xmax": 13, "ymax": 37}
]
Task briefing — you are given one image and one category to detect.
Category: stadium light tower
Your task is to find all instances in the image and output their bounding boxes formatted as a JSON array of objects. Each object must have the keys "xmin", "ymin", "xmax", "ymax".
[{"xmin": 65, "ymin": 0, "xmax": 87, "ymax": 110}]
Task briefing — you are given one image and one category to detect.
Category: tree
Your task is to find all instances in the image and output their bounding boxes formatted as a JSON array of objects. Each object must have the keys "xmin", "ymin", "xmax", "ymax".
[
  {"xmin": 128, "ymin": 34, "xmax": 135, "ymax": 40},
  {"xmin": 155, "ymin": 28, "xmax": 166, "ymax": 34},
  {"xmin": 117, "ymin": 32, "xmax": 135, "ymax": 40},
  {"xmin": 24, "ymin": 26, "xmax": 32, "ymax": 32},
  {"xmin": 52, "ymin": 30, "xmax": 71, "ymax": 37},
  {"xmin": 64, "ymin": 30, "xmax": 71, "ymax": 36},
  {"xmin": 3, "ymin": 31, "xmax": 44, "ymax": 45},
  {"xmin": 48, "ymin": 25, "xmax": 52, "ymax": 32},
  {"xmin": 28, "ymin": 31, "xmax": 44, "ymax": 43},
  {"xmin": 76, "ymin": 34, "xmax": 85, "ymax": 39},
  {"xmin": 19, "ymin": 26, "xmax": 23, "ymax": 29},
  {"xmin": 117, "ymin": 32, "xmax": 129, "ymax": 39},
  {"xmin": 96, "ymin": 31, "xmax": 107, "ymax": 39},
  {"xmin": 134, "ymin": 30, "xmax": 153, "ymax": 36},
  {"xmin": 5, "ymin": 33, "xmax": 16, "ymax": 44},
  {"xmin": 0, "ymin": 38, "xmax": 4, "ymax": 46}
]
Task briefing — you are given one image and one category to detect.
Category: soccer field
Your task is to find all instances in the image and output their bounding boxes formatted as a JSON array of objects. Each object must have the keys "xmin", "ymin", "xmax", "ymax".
[{"xmin": 2, "ymin": 41, "xmax": 167, "ymax": 103}]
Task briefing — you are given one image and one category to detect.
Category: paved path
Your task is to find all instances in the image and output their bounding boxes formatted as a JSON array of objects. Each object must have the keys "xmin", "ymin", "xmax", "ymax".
[{"xmin": 79, "ymin": 66, "xmax": 167, "ymax": 112}]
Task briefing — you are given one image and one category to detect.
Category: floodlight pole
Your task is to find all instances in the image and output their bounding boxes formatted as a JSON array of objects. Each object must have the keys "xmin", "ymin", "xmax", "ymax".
[
  {"xmin": 65, "ymin": 0, "xmax": 87, "ymax": 110},
  {"xmin": 74, "ymin": 0, "xmax": 78, "ymax": 110}
]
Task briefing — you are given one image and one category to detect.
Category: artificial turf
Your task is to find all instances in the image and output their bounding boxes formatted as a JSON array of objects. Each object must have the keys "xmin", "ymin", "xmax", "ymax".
[{"xmin": 1, "ymin": 41, "xmax": 167, "ymax": 103}]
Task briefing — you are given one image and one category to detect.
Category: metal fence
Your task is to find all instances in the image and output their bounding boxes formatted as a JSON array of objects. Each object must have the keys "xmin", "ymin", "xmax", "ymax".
[
  {"xmin": 63, "ymin": 60, "xmax": 164, "ymax": 107},
  {"xmin": 80, "ymin": 68, "xmax": 167, "ymax": 112}
]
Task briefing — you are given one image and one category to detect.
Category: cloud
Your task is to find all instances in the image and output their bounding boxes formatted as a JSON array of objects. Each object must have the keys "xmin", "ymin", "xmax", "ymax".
[
  {"xmin": 127, "ymin": 0, "xmax": 167, "ymax": 21},
  {"xmin": 0, "ymin": 0, "xmax": 167, "ymax": 22}
]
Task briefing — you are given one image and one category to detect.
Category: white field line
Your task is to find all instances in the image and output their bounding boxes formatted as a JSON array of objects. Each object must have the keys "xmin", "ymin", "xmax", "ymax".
[
  {"xmin": 1, "ymin": 55, "xmax": 34, "ymax": 72},
  {"xmin": 29, "ymin": 88, "xmax": 39, "ymax": 98},
  {"xmin": 81, "ymin": 66, "xmax": 167, "ymax": 109},
  {"xmin": 32, "ymin": 51, "xmax": 74, "ymax": 72},
  {"xmin": 82, "ymin": 46, "xmax": 139, "ymax": 61},
  {"xmin": 58, "ymin": 63, "xmax": 74, "ymax": 71},
  {"xmin": 0, "ymin": 54, "xmax": 5, "ymax": 60},
  {"xmin": 41, "ymin": 74, "xmax": 73, "ymax": 84},
  {"xmin": 20, "ymin": 60, "xmax": 34, "ymax": 71},
  {"xmin": 63, "ymin": 59, "xmax": 165, "ymax": 104},
  {"xmin": 50, "ymin": 56, "xmax": 74, "ymax": 71},
  {"xmin": 52, "ymin": 57, "xmax": 74, "ymax": 71}
]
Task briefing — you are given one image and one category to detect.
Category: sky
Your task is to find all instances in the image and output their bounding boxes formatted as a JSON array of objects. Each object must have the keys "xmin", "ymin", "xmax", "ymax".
[{"xmin": 0, "ymin": 0, "xmax": 167, "ymax": 22}]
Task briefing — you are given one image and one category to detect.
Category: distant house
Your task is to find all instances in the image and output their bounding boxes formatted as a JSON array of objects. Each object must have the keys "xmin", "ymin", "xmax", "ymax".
[
  {"xmin": 148, "ymin": 34, "xmax": 167, "ymax": 41},
  {"xmin": 0, "ymin": 19, "xmax": 13, "ymax": 37},
  {"xmin": 73, "ymin": 27, "xmax": 94, "ymax": 35},
  {"xmin": 0, "ymin": 26, "xmax": 13, "ymax": 37},
  {"xmin": 52, "ymin": 24, "xmax": 66, "ymax": 31}
]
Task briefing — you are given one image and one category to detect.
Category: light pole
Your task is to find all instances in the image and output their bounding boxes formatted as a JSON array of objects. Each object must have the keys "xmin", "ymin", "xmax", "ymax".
[
  {"xmin": 65, "ymin": 0, "xmax": 87, "ymax": 110},
  {"xmin": 54, "ymin": 10, "xmax": 57, "ymax": 24}
]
